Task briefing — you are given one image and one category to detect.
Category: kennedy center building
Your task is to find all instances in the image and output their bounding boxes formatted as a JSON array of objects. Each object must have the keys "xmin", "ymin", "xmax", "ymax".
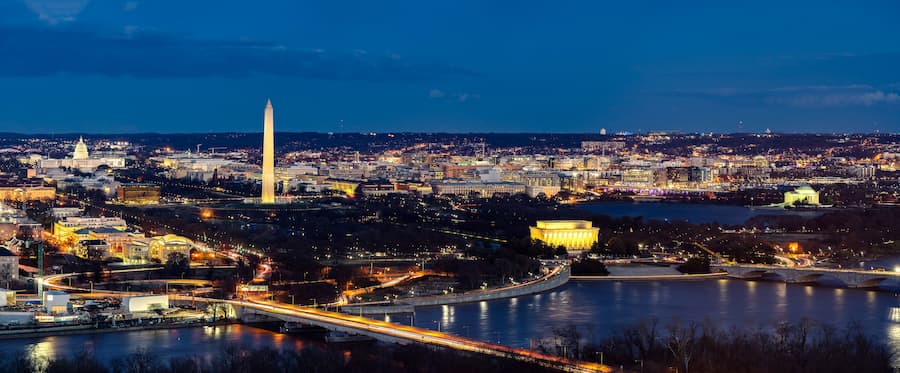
[
  {"xmin": 530, "ymin": 220, "xmax": 599, "ymax": 252},
  {"xmin": 261, "ymin": 99, "xmax": 275, "ymax": 203}
]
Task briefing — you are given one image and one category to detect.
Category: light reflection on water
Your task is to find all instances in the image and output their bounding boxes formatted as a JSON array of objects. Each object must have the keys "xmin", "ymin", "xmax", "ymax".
[
  {"xmin": 1, "ymin": 280, "xmax": 898, "ymax": 367},
  {"xmin": 383, "ymin": 279, "xmax": 899, "ymax": 363},
  {"xmin": 0, "ymin": 324, "xmax": 314, "ymax": 367}
]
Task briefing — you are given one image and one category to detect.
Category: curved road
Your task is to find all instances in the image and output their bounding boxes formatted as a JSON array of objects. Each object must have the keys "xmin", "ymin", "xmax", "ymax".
[{"xmin": 42, "ymin": 268, "xmax": 611, "ymax": 373}]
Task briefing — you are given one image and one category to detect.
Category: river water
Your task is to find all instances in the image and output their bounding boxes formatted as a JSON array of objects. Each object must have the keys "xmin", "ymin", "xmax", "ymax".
[
  {"xmin": 0, "ymin": 324, "xmax": 320, "ymax": 365},
  {"xmin": 2, "ymin": 279, "xmax": 898, "ymax": 366},
  {"xmin": 576, "ymin": 201, "xmax": 825, "ymax": 225}
]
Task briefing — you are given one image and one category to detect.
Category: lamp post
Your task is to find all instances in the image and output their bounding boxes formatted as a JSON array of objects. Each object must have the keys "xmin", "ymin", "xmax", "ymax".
[
  {"xmin": 289, "ymin": 294, "xmax": 295, "ymax": 305},
  {"xmin": 433, "ymin": 320, "xmax": 441, "ymax": 332}
]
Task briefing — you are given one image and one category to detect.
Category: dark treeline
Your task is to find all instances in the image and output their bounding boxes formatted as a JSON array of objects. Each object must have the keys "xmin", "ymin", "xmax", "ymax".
[
  {"xmin": 536, "ymin": 318, "xmax": 893, "ymax": 373},
  {"xmin": 431, "ymin": 238, "xmax": 555, "ymax": 290},
  {"xmin": 0, "ymin": 343, "xmax": 554, "ymax": 373},
  {"xmin": 746, "ymin": 208, "xmax": 900, "ymax": 257}
]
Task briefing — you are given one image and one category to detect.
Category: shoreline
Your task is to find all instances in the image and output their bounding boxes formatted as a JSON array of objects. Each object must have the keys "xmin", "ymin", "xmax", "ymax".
[
  {"xmin": 0, "ymin": 320, "xmax": 236, "ymax": 340},
  {"xmin": 341, "ymin": 266, "xmax": 571, "ymax": 314},
  {"xmin": 572, "ymin": 272, "xmax": 728, "ymax": 281}
]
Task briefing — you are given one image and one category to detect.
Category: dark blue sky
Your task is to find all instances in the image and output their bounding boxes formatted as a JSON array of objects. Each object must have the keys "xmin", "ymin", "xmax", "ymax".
[{"xmin": 1, "ymin": 1, "xmax": 898, "ymax": 134}]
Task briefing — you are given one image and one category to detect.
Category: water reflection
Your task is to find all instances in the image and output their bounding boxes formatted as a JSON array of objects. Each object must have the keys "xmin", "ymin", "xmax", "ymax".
[
  {"xmin": 886, "ymin": 318, "xmax": 900, "ymax": 366},
  {"xmin": 26, "ymin": 339, "xmax": 58, "ymax": 365},
  {"xmin": 388, "ymin": 279, "xmax": 897, "ymax": 352},
  {"xmin": 3, "ymin": 280, "xmax": 896, "ymax": 368},
  {"xmin": 0, "ymin": 324, "xmax": 321, "ymax": 367}
]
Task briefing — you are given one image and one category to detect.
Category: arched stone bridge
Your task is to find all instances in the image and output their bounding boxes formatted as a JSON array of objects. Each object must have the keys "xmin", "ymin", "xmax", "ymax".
[{"xmin": 713, "ymin": 264, "xmax": 900, "ymax": 288}]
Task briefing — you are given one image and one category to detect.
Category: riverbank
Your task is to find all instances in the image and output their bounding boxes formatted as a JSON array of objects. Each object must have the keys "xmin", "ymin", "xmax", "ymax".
[
  {"xmin": 0, "ymin": 320, "xmax": 235, "ymax": 340},
  {"xmin": 575, "ymin": 201, "xmax": 826, "ymax": 225},
  {"xmin": 342, "ymin": 265, "xmax": 570, "ymax": 314},
  {"xmin": 572, "ymin": 272, "xmax": 728, "ymax": 281}
]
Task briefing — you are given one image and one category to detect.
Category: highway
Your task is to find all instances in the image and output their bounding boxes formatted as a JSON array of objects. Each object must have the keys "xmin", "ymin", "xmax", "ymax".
[
  {"xmin": 213, "ymin": 297, "xmax": 611, "ymax": 373},
  {"xmin": 43, "ymin": 267, "xmax": 611, "ymax": 372},
  {"xmin": 714, "ymin": 263, "xmax": 900, "ymax": 277}
]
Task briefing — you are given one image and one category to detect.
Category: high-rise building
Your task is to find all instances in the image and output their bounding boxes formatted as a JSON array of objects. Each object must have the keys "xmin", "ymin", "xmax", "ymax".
[{"xmin": 261, "ymin": 99, "xmax": 275, "ymax": 203}]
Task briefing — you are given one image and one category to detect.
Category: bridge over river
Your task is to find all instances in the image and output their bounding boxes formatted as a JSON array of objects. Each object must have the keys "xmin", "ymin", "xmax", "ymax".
[
  {"xmin": 43, "ymin": 267, "xmax": 610, "ymax": 373},
  {"xmin": 714, "ymin": 264, "xmax": 900, "ymax": 288}
]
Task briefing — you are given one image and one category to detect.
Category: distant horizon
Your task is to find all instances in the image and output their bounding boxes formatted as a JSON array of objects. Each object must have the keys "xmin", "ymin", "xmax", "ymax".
[{"xmin": 1, "ymin": 130, "xmax": 898, "ymax": 137}]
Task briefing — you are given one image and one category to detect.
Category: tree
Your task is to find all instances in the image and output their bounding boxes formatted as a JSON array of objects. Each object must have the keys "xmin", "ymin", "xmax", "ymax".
[
  {"xmin": 666, "ymin": 321, "xmax": 698, "ymax": 373},
  {"xmin": 677, "ymin": 257, "xmax": 711, "ymax": 274},
  {"xmin": 164, "ymin": 252, "xmax": 189, "ymax": 278},
  {"xmin": 571, "ymin": 259, "xmax": 610, "ymax": 276}
]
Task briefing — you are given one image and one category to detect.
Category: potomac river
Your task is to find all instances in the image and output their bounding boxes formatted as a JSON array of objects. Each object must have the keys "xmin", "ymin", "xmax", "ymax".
[
  {"xmin": 576, "ymin": 201, "xmax": 826, "ymax": 225},
  {"xmin": 3, "ymin": 279, "xmax": 899, "ymax": 366}
]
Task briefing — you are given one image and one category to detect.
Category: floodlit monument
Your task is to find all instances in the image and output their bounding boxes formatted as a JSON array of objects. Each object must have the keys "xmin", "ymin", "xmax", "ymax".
[
  {"xmin": 38, "ymin": 136, "xmax": 126, "ymax": 171},
  {"xmin": 529, "ymin": 220, "xmax": 599, "ymax": 252},
  {"xmin": 784, "ymin": 185, "xmax": 820, "ymax": 206},
  {"xmin": 261, "ymin": 99, "xmax": 275, "ymax": 203},
  {"xmin": 73, "ymin": 136, "xmax": 90, "ymax": 160}
]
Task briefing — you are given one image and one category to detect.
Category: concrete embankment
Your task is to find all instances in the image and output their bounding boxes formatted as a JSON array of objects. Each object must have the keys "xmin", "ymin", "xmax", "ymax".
[
  {"xmin": 338, "ymin": 304, "xmax": 416, "ymax": 315},
  {"xmin": 0, "ymin": 320, "xmax": 235, "ymax": 340},
  {"xmin": 572, "ymin": 272, "xmax": 727, "ymax": 281},
  {"xmin": 343, "ymin": 266, "xmax": 571, "ymax": 314}
]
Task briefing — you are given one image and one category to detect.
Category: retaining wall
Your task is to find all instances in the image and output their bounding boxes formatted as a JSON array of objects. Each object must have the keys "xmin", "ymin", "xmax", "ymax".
[{"xmin": 401, "ymin": 266, "xmax": 570, "ymax": 307}]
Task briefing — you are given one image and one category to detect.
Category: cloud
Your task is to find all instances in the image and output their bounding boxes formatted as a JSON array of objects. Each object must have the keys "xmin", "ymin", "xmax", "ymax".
[
  {"xmin": 23, "ymin": 0, "xmax": 90, "ymax": 24},
  {"xmin": 0, "ymin": 24, "xmax": 477, "ymax": 81},
  {"xmin": 123, "ymin": 1, "xmax": 139, "ymax": 12},
  {"xmin": 428, "ymin": 88, "xmax": 479, "ymax": 103},
  {"xmin": 765, "ymin": 90, "xmax": 900, "ymax": 107},
  {"xmin": 669, "ymin": 85, "xmax": 900, "ymax": 108}
]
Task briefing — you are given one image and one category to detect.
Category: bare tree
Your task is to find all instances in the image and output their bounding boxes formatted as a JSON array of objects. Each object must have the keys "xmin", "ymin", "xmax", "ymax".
[
  {"xmin": 666, "ymin": 321, "xmax": 698, "ymax": 373},
  {"xmin": 622, "ymin": 317, "xmax": 659, "ymax": 359}
]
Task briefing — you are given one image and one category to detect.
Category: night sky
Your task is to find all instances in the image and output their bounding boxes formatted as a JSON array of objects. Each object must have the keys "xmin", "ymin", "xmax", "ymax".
[{"xmin": 1, "ymin": 1, "xmax": 898, "ymax": 134}]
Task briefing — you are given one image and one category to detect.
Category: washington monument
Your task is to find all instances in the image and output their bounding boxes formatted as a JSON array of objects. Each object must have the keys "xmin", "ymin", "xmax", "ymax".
[{"xmin": 261, "ymin": 99, "xmax": 275, "ymax": 203}]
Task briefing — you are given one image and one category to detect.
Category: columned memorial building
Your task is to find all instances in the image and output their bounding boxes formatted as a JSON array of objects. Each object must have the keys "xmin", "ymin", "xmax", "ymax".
[{"xmin": 529, "ymin": 220, "xmax": 599, "ymax": 252}]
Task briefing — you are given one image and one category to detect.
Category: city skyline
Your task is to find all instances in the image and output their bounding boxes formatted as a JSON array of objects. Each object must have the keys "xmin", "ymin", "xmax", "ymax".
[
  {"xmin": 0, "ymin": 1, "xmax": 898, "ymax": 134},
  {"xmin": 2, "ymin": 2, "xmax": 900, "ymax": 372}
]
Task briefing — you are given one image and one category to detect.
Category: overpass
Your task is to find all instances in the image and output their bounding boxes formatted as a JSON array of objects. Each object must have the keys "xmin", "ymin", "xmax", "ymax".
[{"xmin": 714, "ymin": 264, "xmax": 900, "ymax": 288}]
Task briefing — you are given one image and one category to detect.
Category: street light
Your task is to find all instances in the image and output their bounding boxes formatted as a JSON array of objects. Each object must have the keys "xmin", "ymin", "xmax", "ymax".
[{"xmin": 433, "ymin": 320, "xmax": 441, "ymax": 332}]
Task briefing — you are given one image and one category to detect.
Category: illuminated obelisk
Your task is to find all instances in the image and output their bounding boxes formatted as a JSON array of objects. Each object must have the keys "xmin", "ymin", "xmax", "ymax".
[{"xmin": 261, "ymin": 99, "xmax": 275, "ymax": 203}]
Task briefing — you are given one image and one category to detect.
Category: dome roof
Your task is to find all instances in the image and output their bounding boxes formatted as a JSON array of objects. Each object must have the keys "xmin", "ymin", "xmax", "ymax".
[
  {"xmin": 73, "ymin": 136, "xmax": 89, "ymax": 159},
  {"xmin": 154, "ymin": 234, "xmax": 193, "ymax": 245}
]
